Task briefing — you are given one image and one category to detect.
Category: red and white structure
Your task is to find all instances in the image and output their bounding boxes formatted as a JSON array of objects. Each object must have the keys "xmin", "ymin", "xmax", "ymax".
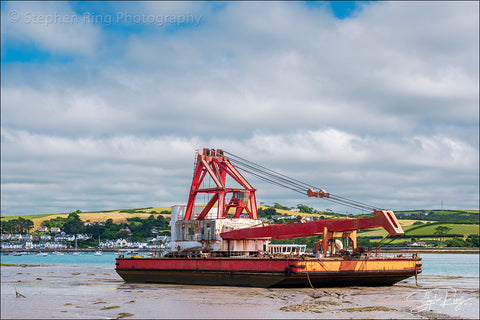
[
  {"xmin": 184, "ymin": 148, "xmax": 258, "ymax": 221},
  {"xmin": 171, "ymin": 148, "xmax": 404, "ymax": 255}
]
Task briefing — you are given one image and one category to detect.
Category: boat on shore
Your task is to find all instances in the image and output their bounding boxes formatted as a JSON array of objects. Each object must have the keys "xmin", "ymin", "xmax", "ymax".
[
  {"xmin": 116, "ymin": 251, "xmax": 421, "ymax": 288},
  {"xmin": 116, "ymin": 149, "xmax": 422, "ymax": 288}
]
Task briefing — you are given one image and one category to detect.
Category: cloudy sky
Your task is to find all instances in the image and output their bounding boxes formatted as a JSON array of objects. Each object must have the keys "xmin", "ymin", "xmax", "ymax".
[{"xmin": 1, "ymin": 1, "xmax": 479, "ymax": 216}]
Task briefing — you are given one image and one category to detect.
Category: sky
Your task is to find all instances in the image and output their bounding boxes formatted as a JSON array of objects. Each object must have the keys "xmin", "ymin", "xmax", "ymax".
[{"xmin": 1, "ymin": 1, "xmax": 479, "ymax": 216}]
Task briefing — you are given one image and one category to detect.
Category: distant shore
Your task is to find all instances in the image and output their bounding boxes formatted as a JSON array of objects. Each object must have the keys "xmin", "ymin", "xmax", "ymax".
[
  {"xmin": 1, "ymin": 247, "xmax": 478, "ymax": 254},
  {"xmin": 380, "ymin": 247, "xmax": 479, "ymax": 254},
  {"xmin": 0, "ymin": 248, "xmax": 148, "ymax": 254}
]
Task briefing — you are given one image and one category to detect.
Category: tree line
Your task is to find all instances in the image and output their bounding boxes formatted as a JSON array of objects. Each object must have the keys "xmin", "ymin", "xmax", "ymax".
[
  {"xmin": 0, "ymin": 217, "xmax": 34, "ymax": 234},
  {"xmin": 55, "ymin": 212, "xmax": 171, "ymax": 242}
]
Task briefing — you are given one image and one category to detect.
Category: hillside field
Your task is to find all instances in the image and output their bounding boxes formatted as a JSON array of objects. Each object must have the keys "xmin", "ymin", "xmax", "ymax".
[
  {"xmin": 359, "ymin": 223, "xmax": 479, "ymax": 241},
  {"xmin": 2, "ymin": 207, "xmax": 478, "ymax": 236},
  {"xmin": 405, "ymin": 223, "xmax": 479, "ymax": 237}
]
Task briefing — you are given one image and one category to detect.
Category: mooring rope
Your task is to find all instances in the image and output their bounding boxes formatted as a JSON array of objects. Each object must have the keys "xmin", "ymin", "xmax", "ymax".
[{"xmin": 305, "ymin": 264, "xmax": 315, "ymax": 289}]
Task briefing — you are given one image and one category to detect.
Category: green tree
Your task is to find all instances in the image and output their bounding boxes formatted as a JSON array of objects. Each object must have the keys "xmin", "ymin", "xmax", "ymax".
[
  {"xmin": 156, "ymin": 215, "xmax": 167, "ymax": 228},
  {"xmin": 273, "ymin": 203, "xmax": 290, "ymax": 210},
  {"xmin": 62, "ymin": 212, "xmax": 84, "ymax": 234},
  {"xmin": 117, "ymin": 231, "xmax": 131, "ymax": 239},
  {"xmin": 297, "ymin": 204, "xmax": 313, "ymax": 214},
  {"xmin": 85, "ymin": 224, "xmax": 104, "ymax": 242},
  {"xmin": 257, "ymin": 207, "xmax": 276, "ymax": 219},
  {"xmin": 105, "ymin": 219, "xmax": 114, "ymax": 228},
  {"xmin": 42, "ymin": 217, "xmax": 67, "ymax": 229},
  {"xmin": 18, "ymin": 217, "xmax": 34, "ymax": 233},
  {"xmin": 0, "ymin": 217, "xmax": 34, "ymax": 234},
  {"xmin": 0, "ymin": 219, "xmax": 14, "ymax": 233},
  {"xmin": 466, "ymin": 234, "xmax": 479, "ymax": 247},
  {"xmin": 445, "ymin": 237, "xmax": 466, "ymax": 247},
  {"xmin": 434, "ymin": 226, "xmax": 452, "ymax": 247}
]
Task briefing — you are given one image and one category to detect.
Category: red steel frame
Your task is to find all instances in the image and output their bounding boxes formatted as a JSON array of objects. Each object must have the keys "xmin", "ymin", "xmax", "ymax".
[{"xmin": 184, "ymin": 148, "xmax": 258, "ymax": 220}]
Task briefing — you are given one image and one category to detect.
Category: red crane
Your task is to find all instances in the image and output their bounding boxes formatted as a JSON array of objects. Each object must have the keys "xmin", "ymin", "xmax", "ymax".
[
  {"xmin": 185, "ymin": 149, "xmax": 404, "ymax": 255},
  {"xmin": 184, "ymin": 148, "xmax": 258, "ymax": 220}
]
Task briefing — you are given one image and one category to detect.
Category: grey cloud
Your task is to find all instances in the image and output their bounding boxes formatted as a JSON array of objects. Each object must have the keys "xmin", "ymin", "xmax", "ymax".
[{"xmin": 1, "ymin": 1, "xmax": 478, "ymax": 215}]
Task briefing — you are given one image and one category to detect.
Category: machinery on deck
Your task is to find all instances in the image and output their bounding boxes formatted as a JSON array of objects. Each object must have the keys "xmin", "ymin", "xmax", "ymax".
[
  {"xmin": 175, "ymin": 148, "xmax": 404, "ymax": 256},
  {"xmin": 116, "ymin": 148, "xmax": 421, "ymax": 287}
]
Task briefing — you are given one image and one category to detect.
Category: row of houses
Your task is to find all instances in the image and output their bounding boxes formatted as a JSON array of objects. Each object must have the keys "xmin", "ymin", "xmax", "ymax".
[
  {"xmin": 100, "ymin": 237, "xmax": 170, "ymax": 249},
  {"xmin": 271, "ymin": 215, "xmax": 299, "ymax": 220},
  {"xmin": 37, "ymin": 226, "xmax": 61, "ymax": 233},
  {"xmin": 2, "ymin": 233, "xmax": 91, "ymax": 242},
  {"xmin": 1, "ymin": 241, "xmax": 69, "ymax": 250},
  {"xmin": 1, "ymin": 234, "xmax": 171, "ymax": 250},
  {"xmin": 2, "ymin": 233, "xmax": 34, "ymax": 241},
  {"xmin": 36, "ymin": 221, "xmax": 108, "ymax": 233},
  {"xmin": 36, "ymin": 223, "xmax": 106, "ymax": 234},
  {"xmin": 35, "ymin": 225, "xmax": 163, "ymax": 234},
  {"xmin": 259, "ymin": 215, "xmax": 320, "ymax": 223},
  {"xmin": 398, "ymin": 212, "xmax": 431, "ymax": 217}
]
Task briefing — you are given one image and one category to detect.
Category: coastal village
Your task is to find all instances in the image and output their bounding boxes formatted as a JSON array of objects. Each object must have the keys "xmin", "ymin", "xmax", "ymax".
[
  {"xmin": 1, "ymin": 232, "xmax": 171, "ymax": 251},
  {"xmin": 1, "ymin": 224, "xmax": 172, "ymax": 251}
]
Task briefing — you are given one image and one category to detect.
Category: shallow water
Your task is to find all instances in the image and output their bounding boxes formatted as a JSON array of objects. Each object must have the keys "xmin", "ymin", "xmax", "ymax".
[
  {"xmin": 1, "ymin": 263, "xmax": 478, "ymax": 319},
  {"xmin": 2, "ymin": 252, "xmax": 479, "ymax": 277},
  {"xmin": 419, "ymin": 253, "xmax": 479, "ymax": 277},
  {"xmin": 0, "ymin": 251, "xmax": 118, "ymax": 265}
]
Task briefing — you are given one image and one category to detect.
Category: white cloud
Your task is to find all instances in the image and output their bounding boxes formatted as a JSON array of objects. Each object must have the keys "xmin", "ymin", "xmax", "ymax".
[
  {"xmin": 1, "ymin": 1, "xmax": 478, "ymax": 215},
  {"xmin": 2, "ymin": 1, "xmax": 102, "ymax": 56}
]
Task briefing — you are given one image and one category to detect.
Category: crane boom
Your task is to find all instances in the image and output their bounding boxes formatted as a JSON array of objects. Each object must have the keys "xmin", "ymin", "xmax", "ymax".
[
  {"xmin": 221, "ymin": 210, "xmax": 403, "ymax": 255},
  {"xmin": 220, "ymin": 209, "xmax": 404, "ymax": 240}
]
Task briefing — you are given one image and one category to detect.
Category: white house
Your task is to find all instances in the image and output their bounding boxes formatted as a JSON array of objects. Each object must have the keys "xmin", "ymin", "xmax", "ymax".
[
  {"xmin": 1, "ymin": 234, "xmax": 12, "ymax": 240},
  {"xmin": 11, "ymin": 234, "xmax": 23, "ymax": 240},
  {"xmin": 41, "ymin": 234, "xmax": 52, "ymax": 241},
  {"xmin": 51, "ymin": 227, "xmax": 61, "ymax": 233},
  {"xmin": 115, "ymin": 239, "xmax": 130, "ymax": 247}
]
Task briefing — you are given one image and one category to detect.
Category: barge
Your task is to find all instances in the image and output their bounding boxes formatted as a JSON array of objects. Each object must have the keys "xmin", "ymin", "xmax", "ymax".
[
  {"xmin": 116, "ymin": 254, "xmax": 421, "ymax": 288},
  {"xmin": 115, "ymin": 148, "xmax": 421, "ymax": 287}
]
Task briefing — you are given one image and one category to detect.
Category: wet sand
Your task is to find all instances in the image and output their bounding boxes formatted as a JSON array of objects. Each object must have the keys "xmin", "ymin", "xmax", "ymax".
[{"xmin": 1, "ymin": 264, "xmax": 478, "ymax": 319}]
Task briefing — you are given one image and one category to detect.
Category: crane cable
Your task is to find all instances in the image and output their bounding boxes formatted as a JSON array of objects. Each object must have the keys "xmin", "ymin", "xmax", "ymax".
[{"xmin": 222, "ymin": 150, "xmax": 378, "ymax": 212}]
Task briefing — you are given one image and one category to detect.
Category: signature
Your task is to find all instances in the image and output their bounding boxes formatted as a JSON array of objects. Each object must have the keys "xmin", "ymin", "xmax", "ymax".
[{"xmin": 406, "ymin": 289, "xmax": 473, "ymax": 313}]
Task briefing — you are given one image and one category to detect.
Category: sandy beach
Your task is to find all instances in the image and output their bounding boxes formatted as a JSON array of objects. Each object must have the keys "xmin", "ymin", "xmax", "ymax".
[{"xmin": 1, "ymin": 263, "xmax": 478, "ymax": 319}]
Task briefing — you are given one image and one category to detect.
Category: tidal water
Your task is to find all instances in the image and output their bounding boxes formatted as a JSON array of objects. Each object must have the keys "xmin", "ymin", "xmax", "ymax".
[
  {"xmin": 2, "ymin": 252, "xmax": 479, "ymax": 277},
  {"xmin": 1, "ymin": 252, "xmax": 479, "ymax": 319},
  {"xmin": 1, "ymin": 251, "xmax": 118, "ymax": 266}
]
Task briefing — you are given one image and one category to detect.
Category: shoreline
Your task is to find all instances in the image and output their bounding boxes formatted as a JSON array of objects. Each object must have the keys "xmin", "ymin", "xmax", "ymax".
[
  {"xmin": 2, "ymin": 247, "xmax": 479, "ymax": 254},
  {"xmin": 379, "ymin": 248, "xmax": 479, "ymax": 254}
]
